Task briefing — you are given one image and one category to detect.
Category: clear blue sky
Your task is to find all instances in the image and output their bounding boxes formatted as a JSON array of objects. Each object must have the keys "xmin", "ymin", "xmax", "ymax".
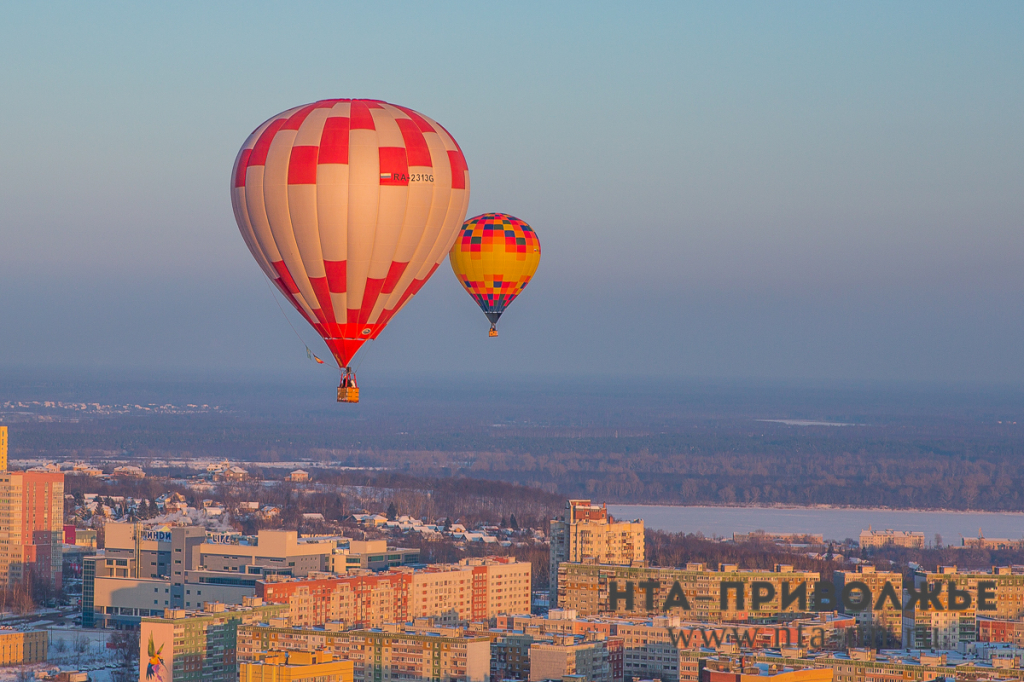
[{"xmin": 1, "ymin": 2, "xmax": 1022, "ymax": 383}]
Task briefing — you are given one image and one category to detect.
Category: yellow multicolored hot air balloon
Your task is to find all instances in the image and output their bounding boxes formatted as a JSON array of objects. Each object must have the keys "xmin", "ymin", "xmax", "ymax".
[
  {"xmin": 449, "ymin": 213, "xmax": 540, "ymax": 336},
  {"xmin": 231, "ymin": 99, "xmax": 470, "ymax": 401}
]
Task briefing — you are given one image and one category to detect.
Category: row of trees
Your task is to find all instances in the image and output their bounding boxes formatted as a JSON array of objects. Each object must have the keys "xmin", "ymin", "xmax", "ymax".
[
  {"xmin": 313, "ymin": 445, "xmax": 1024, "ymax": 511},
  {"xmin": 645, "ymin": 530, "xmax": 842, "ymax": 581}
]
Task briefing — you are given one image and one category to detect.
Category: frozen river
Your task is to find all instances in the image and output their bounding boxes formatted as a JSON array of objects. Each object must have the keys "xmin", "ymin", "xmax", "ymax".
[{"xmin": 607, "ymin": 505, "xmax": 1024, "ymax": 544}]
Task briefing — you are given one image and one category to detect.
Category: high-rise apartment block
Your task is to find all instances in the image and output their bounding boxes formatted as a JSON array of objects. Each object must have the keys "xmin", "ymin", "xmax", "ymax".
[
  {"xmin": 832, "ymin": 565, "xmax": 903, "ymax": 646},
  {"xmin": 529, "ymin": 635, "xmax": 614, "ymax": 682},
  {"xmin": 558, "ymin": 562, "xmax": 820, "ymax": 620},
  {"xmin": 904, "ymin": 566, "xmax": 1024, "ymax": 649},
  {"xmin": 258, "ymin": 556, "xmax": 532, "ymax": 627},
  {"xmin": 549, "ymin": 500, "xmax": 644, "ymax": 605},
  {"xmin": 491, "ymin": 632, "xmax": 536, "ymax": 681},
  {"xmin": 0, "ymin": 430, "xmax": 65, "ymax": 588},
  {"xmin": 138, "ymin": 597, "xmax": 287, "ymax": 682}
]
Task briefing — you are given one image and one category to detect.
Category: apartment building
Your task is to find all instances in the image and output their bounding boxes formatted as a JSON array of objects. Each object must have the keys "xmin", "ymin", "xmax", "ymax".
[
  {"xmin": 238, "ymin": 622, "xmax": 491, "ymax": 682},
  {"xmin": 497, "ymin": 611, "xmax": 856, "ymax": 682},
  {"xmin": 491, "ymin": 631, "xmax": 536, "ymax": 681},
  {"xmin": 977, "ymin": 616, "xmax": 1024, "ymax": 645},
  {"xmin": 0, "ymin": 458, "xmax": 64, "ymax": 588},
  {"xmin": 549, "ymin": 500, "xmax": 645, "ymax": 605},
  {"xmin": 558, "ymin": 562, "xmax": 821, "ymax": 620},
  {"xmin": 858, "ymin": 528, "xmax": 925, "ymax": 550},
  {"xmin": 701, "ymin": 657, "xmax": 833, "ymax": 682},
  {"xmin": 84, "ymin": 525, "xmax": 339, "ymax": 628},
  {"xmin": 258, "ymin": 557, "xmax": 532, "ymax": 628},
  {"xmin": 496, "ymin": 609, "xmax": 616, "ymax": 639},
  {"xmin": 903, "ymin": 566, "xmax": 1024, "ymax": 649},
  {"xmin": 0, "ymin": 629, "xmax": 48, "ymax": 665},
  {"xmin": 529, "ymin": 635, "xmax": 614, "ymax": 682},
  {"xmin": 239, "ymin": 650, "xmax": 353, "ymax": 682},
  {"xmin": 138, "ymin": 598, "xmax": 287, "ymax": 682},
  {"xmin": 832, "ymin": 565, "xmax": 902, "ymax": 646},
  {"xmin": 747, "ymin": 649, "xmax": 1024, "ymax": 682},
  {"xmin": 962, "ymin": 536, "xmax": 1022, "ymax": 550},
  {"xmin": 614, "ymin": 619, "xmax": 684, "ymax": 682}
]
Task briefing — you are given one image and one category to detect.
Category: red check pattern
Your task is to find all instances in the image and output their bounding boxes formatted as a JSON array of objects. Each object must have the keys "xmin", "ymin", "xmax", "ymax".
[{"xmin": 230, "ymin": 99, "xmax": 470, "ymax": 367}]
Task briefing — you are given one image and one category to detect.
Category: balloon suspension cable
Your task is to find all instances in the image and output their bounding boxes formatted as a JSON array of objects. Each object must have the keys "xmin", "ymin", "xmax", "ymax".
[
  {"xmin": 262, "ymin": 273, "xmax": 328, "ymax": 366},
  {"xmin": 350, "ymin": 339, "xmax": 374, "ymax": 373}
]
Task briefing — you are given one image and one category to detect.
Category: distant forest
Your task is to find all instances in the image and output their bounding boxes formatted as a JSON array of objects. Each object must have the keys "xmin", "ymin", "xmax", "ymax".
[{"xmin": 13, "ymin": 407, "xmax": 1024, "ymax": 511}]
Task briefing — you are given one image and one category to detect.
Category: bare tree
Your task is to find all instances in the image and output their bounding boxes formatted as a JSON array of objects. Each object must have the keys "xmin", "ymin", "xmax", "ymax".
[{"xmin": 109, "ymin": 628, "xmax": 140, "ymax": 681}]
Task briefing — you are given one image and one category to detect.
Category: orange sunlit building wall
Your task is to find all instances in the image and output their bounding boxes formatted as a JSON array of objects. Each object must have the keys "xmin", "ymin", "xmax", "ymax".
[
  {"xmin": 0, "ymin": 469, "xmax": 64, "ymax": 588},
  {"xmin": 258, "ymin": 558, "xmax": 531, "ymax": 628},
  {"xmin": 21, "ymin": 471, "xmax": 65, "ymax": 589}
]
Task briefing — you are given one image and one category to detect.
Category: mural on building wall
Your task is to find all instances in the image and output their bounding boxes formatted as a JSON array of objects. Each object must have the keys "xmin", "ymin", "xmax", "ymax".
[{"xmin": 145, "ymin": 632, "xmax": 165, "ymax": 681}]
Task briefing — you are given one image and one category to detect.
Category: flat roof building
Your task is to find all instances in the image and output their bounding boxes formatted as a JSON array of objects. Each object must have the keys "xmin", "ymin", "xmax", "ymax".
[
  {"xmin": 549, "ymin": 500, "xmax": 644, "ymax": 606},
  {"xmin": 0, "ymin": 629, "xmax": 48, "ymax": 666},
  {"xmin": 832, "ymin": 565, "xmax": 903, "ymax": 647},
  {"xmin": 858, "ymin": 527, "xmax": 925, "ymax": 549},
  {"xmin": 84, "ymin": 525, "xmax": 339, "ymax": 628},
  {"xmin": 558, "ymin": 562, "xmax": 821, "ymax": 621},
  {"xmin": 328, "ymin": 538, "xmax": 420, "ymax": 572},
  {"xmin": 0, "ymin": 466, "xmax": 64, "ymax": 588},
  {"xmin": 529, "ymin": 634, "xmax": 614, "ymax": 682},
  {"xmin": 259, "ymin": 556, "xmax": 531, "ymax": 628},
  {"xmin": 238, "ymin": 622, "xmax": 490, "ymax": 682},
  {"xmin": 138, "ymin": 597, "xmax": 287, "ymax": 682},
  {"xmin": 904, "ymin": 566, "xmax": 1024, "ymax": 649},
  {"xmin": 239, "ymin": 650, "xmax": 353, "ymax": 682}
]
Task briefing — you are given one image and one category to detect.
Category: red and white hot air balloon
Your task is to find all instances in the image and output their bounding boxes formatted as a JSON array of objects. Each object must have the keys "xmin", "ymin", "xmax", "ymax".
[{"xmin": 230, "ymin": 99, "xmax": 470, "ymax": 401}]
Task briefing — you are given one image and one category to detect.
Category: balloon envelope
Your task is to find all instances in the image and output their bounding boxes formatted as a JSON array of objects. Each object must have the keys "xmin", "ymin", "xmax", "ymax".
[
  {"xmin": 449, "ymin": 213, "xmax": 540, "ymax": 325},
  {"xmin": 231, "ymin": 99, "xmax": 470, "ymax": 367}
]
